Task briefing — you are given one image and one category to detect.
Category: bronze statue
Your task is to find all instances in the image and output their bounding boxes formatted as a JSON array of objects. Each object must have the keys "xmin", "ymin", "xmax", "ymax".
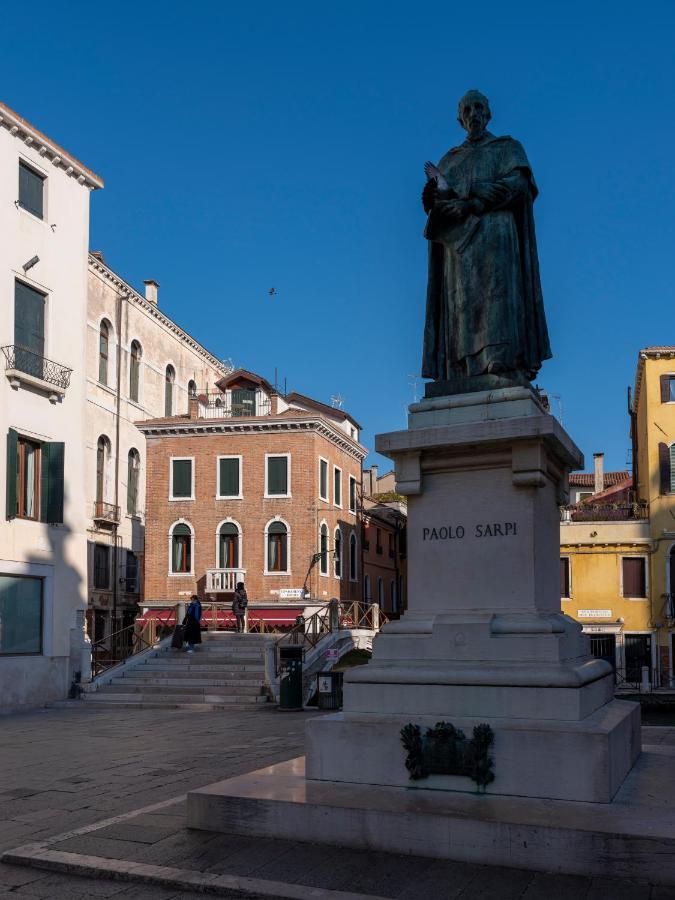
[{"xmin": 421, "ymin": 90, "xmax": 551, "ymax": 394}]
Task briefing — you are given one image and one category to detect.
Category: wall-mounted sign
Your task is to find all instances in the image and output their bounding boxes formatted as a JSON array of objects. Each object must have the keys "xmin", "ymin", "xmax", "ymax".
[
  {"xmin": 325, "ymin": 648, "xmax": 339, "ymax": 661},
  {"xmin": 318, "ymin": 676, "xmax": 333, "ymax": 693},
  {"xmin": 279, "ymin": 588, "xmax": 306, "ymax": 599},
  {"xmin": 577, "ymin": 609, "xmax": 612, "ymax": 618}
]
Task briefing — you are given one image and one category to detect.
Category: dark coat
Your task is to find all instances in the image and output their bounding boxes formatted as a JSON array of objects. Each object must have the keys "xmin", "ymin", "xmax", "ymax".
[
  {"xmin": 232, "ymin": 588, "xmax": 248, "ymax": 616},
  {"xmin": 183, "ymin": 600, "xmax": 202, "ymax": 645}
]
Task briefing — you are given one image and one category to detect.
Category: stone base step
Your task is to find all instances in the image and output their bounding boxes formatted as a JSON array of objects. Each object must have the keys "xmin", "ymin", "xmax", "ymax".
[
  {"xmin": 83, "ymin": 692, "xmax": 264, "ymax": 705},
  {"xmin": 113, "ymin": 676, "xmax": 262, "ymax": 687},
  {"xmin": 100, "ymin": 683, "xmax": 262, "ymax": 697}
]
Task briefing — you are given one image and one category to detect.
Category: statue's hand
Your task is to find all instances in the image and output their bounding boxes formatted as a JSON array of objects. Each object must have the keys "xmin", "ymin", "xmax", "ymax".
[{"xmin": 437, "ymin": 199, "xmax": 470, "ymax": 222}]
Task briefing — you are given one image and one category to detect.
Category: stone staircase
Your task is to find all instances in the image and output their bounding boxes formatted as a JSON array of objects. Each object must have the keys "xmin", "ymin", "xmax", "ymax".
[{"xmin": 82, "ymin": 632, "xmax": 274, "ymax": 710}]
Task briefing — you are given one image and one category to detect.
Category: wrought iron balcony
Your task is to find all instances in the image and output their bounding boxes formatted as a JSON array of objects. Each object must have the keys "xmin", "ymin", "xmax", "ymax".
[
  {"xmin": 2, "ymin": 344, "xmax": 72, "ymax": 390},
  {"xmin": 93, "ymin": 501, "xmax": 120, "ymax": 526},
  {"xmin": 198, "ymin": 389, "xmax": 271, "ymax": 419},
  {"xmin": 559, "ymin": 502, "xmax": 649, "ymax": 523}
]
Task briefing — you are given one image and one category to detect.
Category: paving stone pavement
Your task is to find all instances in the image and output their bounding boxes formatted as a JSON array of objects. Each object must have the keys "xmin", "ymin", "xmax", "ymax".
[{"xmin": 0, "ymin": 708, "xmax": 674, "ymax": 898}]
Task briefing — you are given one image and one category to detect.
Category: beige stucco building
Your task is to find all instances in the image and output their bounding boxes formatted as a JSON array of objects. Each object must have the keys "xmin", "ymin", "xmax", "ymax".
[
  {"xmin": 85, "ymin": 255, "xmax": 229, "ymax": 643},
  {"xmin": 0, "ymin": 101, "xmax": 103, "ymax": 709}
]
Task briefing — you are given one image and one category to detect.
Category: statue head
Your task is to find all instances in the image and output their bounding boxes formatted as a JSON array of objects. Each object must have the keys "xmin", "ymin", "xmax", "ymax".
[{"xmin": 457, "ymin": 90, "xmax": 491, "ymax": 139}]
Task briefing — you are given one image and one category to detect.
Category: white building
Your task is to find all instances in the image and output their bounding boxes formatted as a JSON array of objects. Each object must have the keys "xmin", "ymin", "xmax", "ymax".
[
  {"xmin": 0, "ymin": 101, "xmax": 103, "ymax": 710},
  {"xmin": 85, "ymin": 255, "xmax": 230, "ymax": 643}
]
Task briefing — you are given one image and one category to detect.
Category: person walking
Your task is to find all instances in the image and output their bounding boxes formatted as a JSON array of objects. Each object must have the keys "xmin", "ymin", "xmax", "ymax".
[
  {"xmin": 183, "ymin": 594, "xmax": 202, "ymax": 653},
  {"xmin": 232, "ymin": 582, "xmax": 248, "ymax": 633}
]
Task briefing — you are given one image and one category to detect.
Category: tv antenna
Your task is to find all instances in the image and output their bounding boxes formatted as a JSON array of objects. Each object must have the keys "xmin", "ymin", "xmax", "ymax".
[
  {"xmin": 330, "ymin": 393, "xmax": 345, "ymax": 409},
  {"xmin": 221, "ymin": 358, "xmax": 235, "ymax": 375}
]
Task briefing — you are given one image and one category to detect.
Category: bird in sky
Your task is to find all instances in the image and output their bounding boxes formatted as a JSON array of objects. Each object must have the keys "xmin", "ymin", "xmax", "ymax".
[{"xmin": 268, "ymin": 287, "xmax": 277, "ymax": 297}]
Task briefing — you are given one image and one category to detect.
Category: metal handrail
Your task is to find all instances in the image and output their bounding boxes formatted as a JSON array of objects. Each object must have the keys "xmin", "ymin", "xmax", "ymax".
[
  {"xmin": 93, "ymin": 500, "xmax": 121, "ymax": 523},
  {"xmin": 90, "ymin": 609, "xmax": 175, "ymax": 678},
  {"xmin": 1, "ymin": 344, "xmax": 72, "ymax": 389}
]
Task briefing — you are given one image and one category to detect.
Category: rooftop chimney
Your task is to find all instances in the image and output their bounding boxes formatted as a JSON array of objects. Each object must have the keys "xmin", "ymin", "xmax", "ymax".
[
  {"xmin": 371, "ymin": 464, "xmax": 379, "ymax": 494},
  {"xmin": 593, "ymin": 453, "xmax": 604, "ymax": 495},
  {"xmin": 143, "ymin": 279, "xmax": 159, "ymax": 306}
]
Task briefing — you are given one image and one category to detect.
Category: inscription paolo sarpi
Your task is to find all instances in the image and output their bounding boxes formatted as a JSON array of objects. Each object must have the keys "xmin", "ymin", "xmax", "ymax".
[{"xmin": 422, "ymin": 522, "xmax": 518, "ymax": 541}]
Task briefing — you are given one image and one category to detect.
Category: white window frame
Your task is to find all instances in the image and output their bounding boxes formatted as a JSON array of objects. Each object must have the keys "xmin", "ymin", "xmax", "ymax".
[
  {"xmin": 215, "ymin": 517, "xmax": 244, "ymax": 570},
  {"xmin": 319, "ymin": 520, "xmax": 329, "ymax": 577},
  {"xmin": 349, "ymin": 530, "xmax": 358, "ymax": 582},
  {"xmin": 319, "ymin": 457, "xmax": 329, "ymax": 502},
  {"xmin": 264, "ymin": 516, "xmax": 291, "ymax": 575},
  {"xmin": 264, "ymin": 453, "xmax": 291, "ymax": 499},
  {"xmin": 169, "ymin": 456, "xmax": 195, "ymax": 501},
  {"xmin": 333, "ymin": 465, "xmax": 342, "ymax": 508},
  {"xmin": 334, "ymin": 526, "xmax": 342, "ymax": 579},
  {"xmin": 216, "ymin": 455, "xmax": 243, "ymax": 500},
  {"xmin": 168, "ymin": 518, "xmax": 195, "ymax": 576},
  {"xmin": 560, "ymin": 555, "xmax": 571, "ymax": 601},
  {"xmin": 663, "ymin": 373, "xmax": 675, "ymax": 404},
  {"xmin": 348, "ymin": 475, "xmax": 357, "ymax": 514},
  {"xmin": 620, "ymin": 554, "xmax": 649, "ymax": 600}
]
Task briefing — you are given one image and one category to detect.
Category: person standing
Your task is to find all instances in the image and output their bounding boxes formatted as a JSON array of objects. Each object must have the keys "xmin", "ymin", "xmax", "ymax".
[
  {"xmin": 232, "ymin": 582, "xmax": 248, "ymax": 633},
  {"xmin": 183, "ymin": 595, "xmax": 202, "ymax": 653}
]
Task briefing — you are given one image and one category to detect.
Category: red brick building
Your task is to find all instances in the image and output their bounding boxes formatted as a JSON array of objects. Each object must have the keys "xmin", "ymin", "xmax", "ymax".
[
  {"xmin": 137, "ymin": 370, "xmax": 365, "ymax": 616},
  {"xmin": 361, "ymin": 467, "xmax": 407, "ymax": 616}
]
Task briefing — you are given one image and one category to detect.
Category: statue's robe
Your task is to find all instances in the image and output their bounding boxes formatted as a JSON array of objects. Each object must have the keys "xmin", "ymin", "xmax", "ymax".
[{"xmin": 421, "ymin": 132, "xmax": 552, "ymax": 381}]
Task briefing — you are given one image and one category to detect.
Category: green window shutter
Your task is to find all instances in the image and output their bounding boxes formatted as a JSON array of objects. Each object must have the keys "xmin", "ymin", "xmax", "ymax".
[
  {"xmin": 6, "ymin": 429, "xmax": 18, "ymax": 520},
  {"xmin": 172, "ymin": 460, "xmax": 192, "ymax": 497},
  {"xmin": 19, "ymin": 162, "xmax": 44, "ymax": 219},
  {"xmin": 41, "ymin": 442, "xmax": 64, "ymax": 523},
  {"xmin": 267, "ymin": 456, "xmax": 288, "ymax": 494},
  {"xmin": 219, "ymin": 458, "xmax": 239, "ymax": 496},
  {"xmin": 320, "ymin": 460, "xmax": 327, "ymax": 498}
]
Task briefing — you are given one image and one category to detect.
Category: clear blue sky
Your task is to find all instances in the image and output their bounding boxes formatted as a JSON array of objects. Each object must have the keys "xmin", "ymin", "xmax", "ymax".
[{"xmin": 3, "ymin": 2, "xmax": 675, "ymax": 473}]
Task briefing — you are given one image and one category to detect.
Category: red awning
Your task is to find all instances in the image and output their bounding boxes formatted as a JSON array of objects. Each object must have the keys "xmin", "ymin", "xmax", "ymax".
[{"xmin": 135, "ymin": 606, "xmax": 305, "ymax": 629}]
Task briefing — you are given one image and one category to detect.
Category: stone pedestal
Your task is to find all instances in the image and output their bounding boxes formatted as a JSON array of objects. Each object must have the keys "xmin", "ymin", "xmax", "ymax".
[{"xmin": 306, "ymin": 387, "xmax": 640, "ymax": 802}]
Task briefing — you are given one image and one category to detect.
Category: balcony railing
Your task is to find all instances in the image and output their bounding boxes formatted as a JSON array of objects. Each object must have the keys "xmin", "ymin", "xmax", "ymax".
[
  {"xmin": 198, "ymin": 390, "xmax": 271, "ymax": 419},
  {"xmin": 559, "ymin": 502, "xmax": 648, "ymax": 523},
  {"xmin": 206, "ymin": 568, "xmax": 247, "ymax": 592},
  {"xmin": 93, "ymin": 501, "xmax": 120, "ymax": 525},
  {"xmin": 2, "ymin": 344, "xmax": 72, "ymax": 390}
]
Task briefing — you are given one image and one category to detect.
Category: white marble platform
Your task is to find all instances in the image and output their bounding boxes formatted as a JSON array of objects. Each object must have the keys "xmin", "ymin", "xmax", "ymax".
[{"xmin": 187, "ymin": 749, "xmax": 675, "ymax": 884}]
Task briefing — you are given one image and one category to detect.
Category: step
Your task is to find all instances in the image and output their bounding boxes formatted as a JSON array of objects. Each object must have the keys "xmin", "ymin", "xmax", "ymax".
[
  {"xmin": 122, "ymin": 669, "xmax": 263, "ymax": 681},
  {"xmin": 142, "ymin": 660, "xmax": 265, "ymax": 671},
  {"xmin": 115, "ymin": 674, "xmax": 263, "ymax": 686},
  {"xmin": 152, "ymin": 652, "xmax": 265, "ymax": 663},
  {"xmin": 86, "ymin": 691, "xmax": 262, "ymax": 705},
  {"xmin": 75, "ymin": 698, "xmax": 267, "ymax": 710},
  {"xmin": 100, "ymin": 683, "xmax": 262, "ymax": 697}
]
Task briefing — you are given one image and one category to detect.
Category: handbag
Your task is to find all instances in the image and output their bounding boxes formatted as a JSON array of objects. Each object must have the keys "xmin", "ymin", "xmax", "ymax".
[{"xmin": 171, "ymin": 624, "xmax": 184, "ymax": 649}]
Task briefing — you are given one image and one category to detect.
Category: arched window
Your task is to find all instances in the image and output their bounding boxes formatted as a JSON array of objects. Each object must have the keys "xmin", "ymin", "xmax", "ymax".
[
  {"xmin": 390, "ymin": 580, "xmax": 397, "ymax": 611},
  {"xmin": 349, "ymin": 532, "xmax": 357, "ymax": 581},
  {"xmin": 319, "ymin": 523, "xmax": 329, "ymax": 575},
  {"xmin": 127, "ymin": 448, "xmax": 140, "ymax": 515},
  {"xmin": 170, "ymin": 522, "xmax": 192, "ymax": 574},
  {"xmin": 96, "ymin": 436, "xmax": 110, "ymax": 504},
  {"xmin": 219, "ymin": 521, "xmax": 240, "ymax": 569},
  {"xmin": 165, "ymin": 365, "xmax": 175, "ymax": 416},
  {"xmin": 98, "ymin": 321, "xmax": 110, "ymax": 384},
  {"xmin": 129, "ymin": 340, "xmax": 142, "ymax": 402},
  {"xmin": 364, "ymin": 573, "xmax": 371, "ymax": 602},
  {"xmin": 188, "ymin": 379, "xmax": 197, "ymax": 400},
  {"xmin": 267, "ymin": 520, "xmax": 288, "ymax": 573},
  {"xmin": 334, "ymin": 527, "xmax": 342, "ymax": 578},
  {"xmin": 377, "ymin": 577, "xmax": 384, "ymax": 607}
]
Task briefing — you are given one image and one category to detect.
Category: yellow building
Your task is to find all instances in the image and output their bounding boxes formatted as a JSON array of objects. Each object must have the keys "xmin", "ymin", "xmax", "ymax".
[
  {"xmin": 560, "ymin": 461, "xmax": 652, "ymax": 686},
  {"xmin": 631, "ymin": 347, "xmax": 675, "ymax": 685}
]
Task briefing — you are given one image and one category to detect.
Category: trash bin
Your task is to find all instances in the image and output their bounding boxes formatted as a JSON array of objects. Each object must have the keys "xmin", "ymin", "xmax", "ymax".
[
  {"xmin": 279, "ymin": 645, "xmax": 303, "ymax": 710},
  {"xmin": 316, "ymin": 670, "xmax": 343, "ymax": 710}
]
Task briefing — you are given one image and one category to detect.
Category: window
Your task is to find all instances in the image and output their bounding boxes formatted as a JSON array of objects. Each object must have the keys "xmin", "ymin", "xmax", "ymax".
[
  {"xmin": 14, "ymin": 280, "xmax": 45, "ymax": 378},
  {"xmin": 6, "ymin": 430, "xmax": 64, "ymax": 524},
  {"xmin": 319, "ymin": 458, "xmax": 328, "ymax": 501},
  {"xmin": 319, "ymin": 523, "xmax": 329, "ymax": 575},
  {"xmin": 377, "ymin": 577, "xmax": 384, "ymax": 606},
  {"xmin": 218, "ymin": 522, "xmax": 240, "ymax": 569},
  {"xmin": 334, "ymin": 527, "xmax": 342, "ymax": 578},
  {"xmin": 171, "ymin": 522, "xmax": 193, "ymax": 574},
  {"xmin": 560, "ymin": 557, "xmax": 570, "ymax": 599},
  {"xmin": 578, "ymin": 491, "xmax": 593, "ymax": 501},
  {"xmin": 622, "ymin": 557, "xmax": 647, "ymax": 598},
  {"xmin": 391, "ymin": 580, "xmax": 397, "ymax": 611},
  {"xmin": 364, "ymin": 573, "xmax": 371, "ymax": 601},
  {"xmin": 125, "ymin": 552, "xmax": 139, "ymax": 593},
  {"xmin": 349, "ymin": 476, "xmax": 357, "ymax": 513},
  {"xmin": 16, "ymin": 437, "xmax": 40, "ymax": 520},
  {"xmin": 0, "ymin": 575, "xmax": 42, "ymax": 654},
  {"xmin": 188, "ymin": 380, "xmax": 197, "ymax": 403},
  {"xmin": 659, "ymin": 443, "xmax": 675, "ymax": 494},
  {"xmin": 165, "ymin": 365, "xmax": 175, "ymax": 416},
  {"xmin": 232, "ymin": 388, "xmax": 257, "ymax": 416},
  {"xmin": 127, "ymin": 449, "xmax": 140, "ymax": 515},
  {"xmin": 18, "ymin": 161, "xmax": 44, "ymax": 219},
  {"xmin": 170, "ymin": 458, "xmax": 193, "ymax": 500},
  {"xmin": 334, "ymin": 467, "xmax": 342, "ymax": 507},
  {"xmin": 266, "ymin": 455, "xmax": 289, "ymax": 497},
  {"xmin": 267, "ymin": 520, "xmax": 288, "ymax": 573},
  {"xmin": 376, "ymin": 528, "xmax": 383, "ymax": 554},
  {"xmin": 660, "ymin": 375, "xmax": 675, "ymax": 403},
  {"xmin": 96, "ymin": 436, "xmax": 110, "ymax": 504},
  {"xmin": 129, "ymin": 341, "xmax": 141, "ymax": 402},
  {"xmin": 349, "ymin": 532, "xmax": 357, "ymax": 581},
  {"xmin": 389, "ymin": 533, "xmax": 395, "ymax": 558},
  {"xmin": 217, "ymin": 456, "xmax": 241, "ymax": 498},
  {"xmin": 99, "ymin": 321, "xmax": 110, "ymax": 385},
  {"xmin": 93, "ymin": 544, "xmax": 110, "ymax": 589}
]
